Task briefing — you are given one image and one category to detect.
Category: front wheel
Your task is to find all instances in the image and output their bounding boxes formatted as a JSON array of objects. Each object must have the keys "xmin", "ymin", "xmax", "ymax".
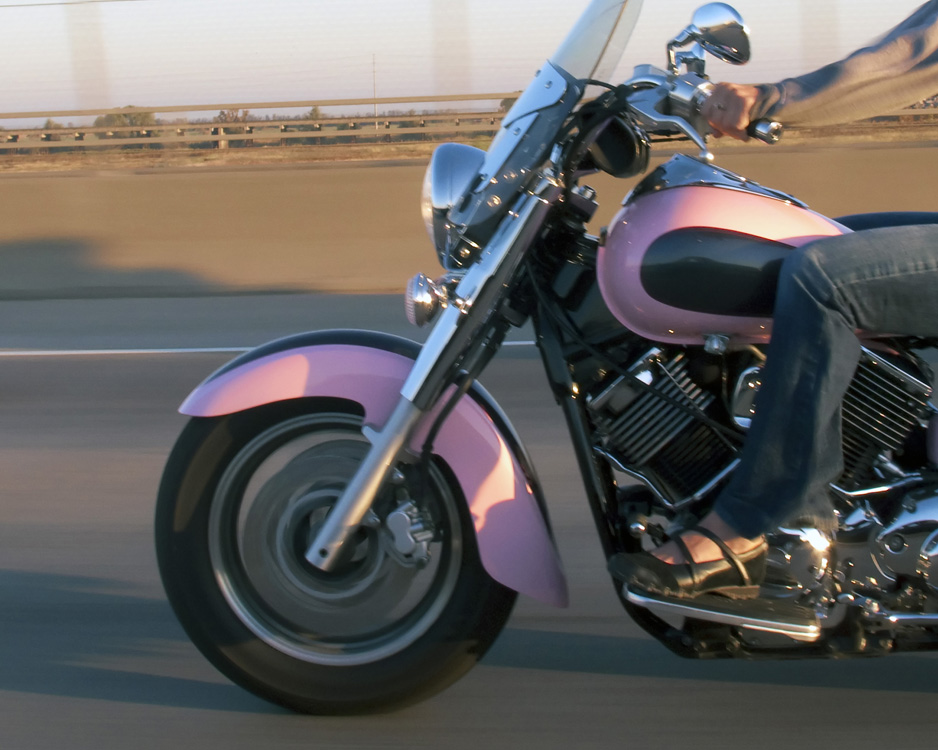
[{"xmin": 155, "ymin": 399, "xmax": 516, "ymax": 714}]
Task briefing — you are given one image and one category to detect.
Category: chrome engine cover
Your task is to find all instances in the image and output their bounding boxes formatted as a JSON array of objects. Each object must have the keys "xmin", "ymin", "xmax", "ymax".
[
  {"xmin": 766, "ymin": 527, "xmax": 832, "ymax": 594},
  {"xmin": 874, "ymin": 487, "xmax": 938, "ymax": 592}
]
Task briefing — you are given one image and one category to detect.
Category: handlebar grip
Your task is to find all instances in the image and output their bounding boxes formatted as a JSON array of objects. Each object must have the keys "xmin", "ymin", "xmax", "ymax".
[{"xmin": 748, "ymin": 120, "xmax": 783, "ymax": 144}]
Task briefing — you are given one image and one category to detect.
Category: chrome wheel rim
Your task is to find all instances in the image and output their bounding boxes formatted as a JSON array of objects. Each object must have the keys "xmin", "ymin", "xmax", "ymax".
[{"xmin": 208, "ymin": 412, "xmax": 463, "ymax": 666}]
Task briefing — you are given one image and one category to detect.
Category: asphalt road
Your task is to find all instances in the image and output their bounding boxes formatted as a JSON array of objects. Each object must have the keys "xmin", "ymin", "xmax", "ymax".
[{"xmin": 3, "ymin": 293, "xmax": 938, "ymax": 750}]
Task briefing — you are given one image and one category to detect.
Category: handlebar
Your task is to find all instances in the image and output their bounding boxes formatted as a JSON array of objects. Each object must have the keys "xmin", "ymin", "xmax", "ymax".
[
  {"xmin": 620, "ymin": 70, "xmax": 784, "ymax": 158},
  {"xmin": 686, "ymin": 80, "xmax": 783, "ymax": 145},
  {"xmin": 748, "ymin": 119, "xmax": 783, "ymax": 144}
]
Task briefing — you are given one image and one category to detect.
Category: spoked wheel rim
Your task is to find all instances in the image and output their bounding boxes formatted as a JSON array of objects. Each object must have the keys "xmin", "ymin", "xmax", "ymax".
[{"xmin": 208, "ymin": 411, "xmax": 463, "ymax": 666}]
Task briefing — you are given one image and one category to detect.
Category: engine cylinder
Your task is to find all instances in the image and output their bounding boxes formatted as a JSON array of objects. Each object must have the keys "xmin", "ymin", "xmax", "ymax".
[{"xmin": 587, "ymin": 347, "xmax": 735, "ymax": 506}]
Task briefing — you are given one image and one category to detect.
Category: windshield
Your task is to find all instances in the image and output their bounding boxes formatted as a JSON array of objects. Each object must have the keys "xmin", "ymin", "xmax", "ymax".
[
  {"xmin": 551, "ymin": 0, "xmax": 643, "ymax": 82},
  {"xmin": 444, "ymin": 0, "xmax": 645, "ymax": 255}
]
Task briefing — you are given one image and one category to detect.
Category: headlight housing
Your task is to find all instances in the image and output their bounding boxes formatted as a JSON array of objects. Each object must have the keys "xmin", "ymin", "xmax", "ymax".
[{"xmin": 421, "ymin": 143, "xmax": 486, "ymax": 265}]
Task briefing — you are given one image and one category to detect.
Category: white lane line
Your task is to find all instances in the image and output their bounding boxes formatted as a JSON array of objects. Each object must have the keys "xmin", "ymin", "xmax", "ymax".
[{"xmin": 0, "ymin": 341, "xmax": 538, "ymax": 357}]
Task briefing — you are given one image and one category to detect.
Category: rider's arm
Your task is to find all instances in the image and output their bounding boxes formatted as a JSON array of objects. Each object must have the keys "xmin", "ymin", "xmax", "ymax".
[
  {"xmin": 704, "ymin": 0, "xmax": 938, "ymax": 138},
  {"xmin": 758, "ymin": 0, "xmax": 938, "ymax": 127}
]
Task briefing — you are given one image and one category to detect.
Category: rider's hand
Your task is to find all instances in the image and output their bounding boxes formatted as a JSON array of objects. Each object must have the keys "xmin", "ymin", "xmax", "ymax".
[{"xmin": 701, "ymin": 82, "xmax": 761, "ymax": 141}]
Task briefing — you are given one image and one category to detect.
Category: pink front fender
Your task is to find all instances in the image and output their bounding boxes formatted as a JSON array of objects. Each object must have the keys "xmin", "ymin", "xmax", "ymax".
[{"xmin": 180, "ymin": 332, "xmax": 569, "ymax": 608}]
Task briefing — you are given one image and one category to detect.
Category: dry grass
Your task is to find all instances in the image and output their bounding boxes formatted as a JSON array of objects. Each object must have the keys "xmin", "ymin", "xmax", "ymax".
[{"xmin": 0, "ymin": 142, "xmax": 442, "ymax": 174}]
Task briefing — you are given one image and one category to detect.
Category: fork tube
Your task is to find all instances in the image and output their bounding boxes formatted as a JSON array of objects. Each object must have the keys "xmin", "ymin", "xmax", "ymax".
[
  {"xmin": 306, "ymin": 181, "xmax": 562, "ymax": 572},
  {"xmin": 303, "ymin": 395, "xmax": 422, "ymax": 568}
]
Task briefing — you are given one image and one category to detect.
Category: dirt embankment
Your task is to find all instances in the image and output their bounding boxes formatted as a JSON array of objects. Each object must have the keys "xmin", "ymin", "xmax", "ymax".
[{"xmin": 0, "ymin": 130, "xmax": 934, "ymax": 300}]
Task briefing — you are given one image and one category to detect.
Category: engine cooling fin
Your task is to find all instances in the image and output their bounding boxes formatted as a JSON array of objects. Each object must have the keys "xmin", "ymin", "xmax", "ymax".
[
  {"xmin": 838, "ymin": 348, "xmax": 932, "ymax": 489},
  {"xmin": 587, "ymin": 348, "xmax": 736, "ymax": 505}
]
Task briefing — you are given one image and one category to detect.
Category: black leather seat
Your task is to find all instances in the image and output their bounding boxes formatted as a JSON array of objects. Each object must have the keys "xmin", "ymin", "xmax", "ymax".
[{"xmin": 835, "ymin": 211, "xmax": 938, "ymax": 231}]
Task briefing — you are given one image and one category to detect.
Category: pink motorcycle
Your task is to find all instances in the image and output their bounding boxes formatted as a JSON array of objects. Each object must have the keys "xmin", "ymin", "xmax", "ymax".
[{"xmin": 156, "ymin": 0, "xmax": 938, "ymax": 714}]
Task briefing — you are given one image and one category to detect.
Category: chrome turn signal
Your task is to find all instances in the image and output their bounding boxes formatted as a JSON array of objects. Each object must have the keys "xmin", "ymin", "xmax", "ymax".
[{"xmin": 405, "ymin": 273, "xmax": 445, "ymax": 328}]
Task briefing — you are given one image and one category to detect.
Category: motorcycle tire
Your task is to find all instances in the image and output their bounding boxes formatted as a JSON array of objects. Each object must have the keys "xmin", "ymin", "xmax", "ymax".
[{"xmin": 155, "ymin": 398, "xmax": 517, "ymax": 714}]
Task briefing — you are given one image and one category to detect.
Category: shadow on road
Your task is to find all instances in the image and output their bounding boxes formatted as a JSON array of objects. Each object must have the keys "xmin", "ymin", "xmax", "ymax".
[
  {"xmin": 0, "ymin": 569, "xmax": 284, "ymax": 714},
  {"xmin": 485, "ymin": 626, "xmax": 938, "ymax": 693},
  {"xmin": 0, "ymin": 238, "xmax": 265, "ymax": 299},
  {"xmin": 8, "ymin": 564, "xmax": 936, "ymax": 715}
]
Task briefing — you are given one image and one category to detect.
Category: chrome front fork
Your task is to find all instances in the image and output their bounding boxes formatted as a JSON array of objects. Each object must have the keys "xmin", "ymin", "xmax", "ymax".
[{"xmin": 305, "ymin": 180, "xmax": 561, "ymax": 571}]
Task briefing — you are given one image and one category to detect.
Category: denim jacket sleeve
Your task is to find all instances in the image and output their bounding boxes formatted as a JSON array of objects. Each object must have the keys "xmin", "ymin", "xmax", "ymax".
[{"xmin": 752, "ymin": 0, "xmax": 938, "ymax": 126}]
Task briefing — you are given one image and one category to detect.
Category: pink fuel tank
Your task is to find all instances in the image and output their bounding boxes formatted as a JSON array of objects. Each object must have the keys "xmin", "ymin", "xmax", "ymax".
[{"xmin": 597, "ymin": 155, "xmax": 847, "ymax": 346}]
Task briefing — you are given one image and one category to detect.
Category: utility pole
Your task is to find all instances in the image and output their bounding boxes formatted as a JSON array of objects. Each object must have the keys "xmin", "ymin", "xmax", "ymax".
[
  {"xmin": 432, "ymin": 0, "xmax": 471, "ymax": 97},
  {"xmin": 65, "ymin": 0, "xmax": 110, "ymax": 110},
  {"xmin": 373, "ymin": 53, "xmax": 378, "ymax": 130}
]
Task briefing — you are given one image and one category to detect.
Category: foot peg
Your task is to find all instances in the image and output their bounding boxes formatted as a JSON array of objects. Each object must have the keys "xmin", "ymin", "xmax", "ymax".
[{"xmin": 626, "ymin": 586, "xmax": 821, "ymax": 643}]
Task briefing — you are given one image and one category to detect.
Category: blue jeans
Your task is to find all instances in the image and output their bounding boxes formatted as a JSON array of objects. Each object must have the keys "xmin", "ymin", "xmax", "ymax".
[{"xmin": 714, "ymin": 225, "xmax": 938, "ymax": 538}]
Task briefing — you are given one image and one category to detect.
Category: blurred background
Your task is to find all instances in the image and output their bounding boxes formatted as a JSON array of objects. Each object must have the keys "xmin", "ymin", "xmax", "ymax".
[{"xmin": 0, "ymin": 0, "xmax": 926, "ymax": 120}]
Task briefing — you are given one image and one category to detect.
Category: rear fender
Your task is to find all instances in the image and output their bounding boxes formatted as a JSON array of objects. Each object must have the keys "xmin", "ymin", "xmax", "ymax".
[{"xmin": 180, "ymin": 329, "xmax": 569, "ymax": 608}]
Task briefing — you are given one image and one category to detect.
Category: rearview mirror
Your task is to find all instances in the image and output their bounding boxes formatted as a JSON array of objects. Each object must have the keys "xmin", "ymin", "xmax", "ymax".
[
  {"xmin": 668, "ymin": 3, "xmax": 750, "ymax": 72},
  {"xmin": 692, "ymin": 2, "xmax": 750, "ymax": 64}
]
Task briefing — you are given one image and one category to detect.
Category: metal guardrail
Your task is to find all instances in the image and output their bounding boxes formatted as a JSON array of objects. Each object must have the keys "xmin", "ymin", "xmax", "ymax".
[
  {"xmin": 0, "ymin": 93, "xmax": 518, "ymax": 152},
  {"xmin": 1, "ymin": 93, "xmax": 935, "ymax": 153}
]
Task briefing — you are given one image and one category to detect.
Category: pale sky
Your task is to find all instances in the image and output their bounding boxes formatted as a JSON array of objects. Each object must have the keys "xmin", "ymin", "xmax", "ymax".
[{"xmin": 0, "ymin": 0, "xmax": 927, "ymax": 122}]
